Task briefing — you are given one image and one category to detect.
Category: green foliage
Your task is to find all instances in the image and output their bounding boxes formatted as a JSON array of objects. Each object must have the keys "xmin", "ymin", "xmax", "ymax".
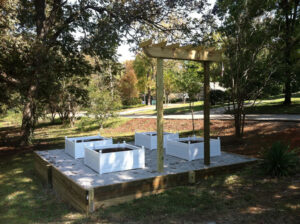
[
  {"xmin": 1, "ymin": 0, "xmax": 195, "ymax": 144},
  {"xmin": 123, "ymin": 97, "xmax": 142, "ymax": 106},
  {"xmin": 214, "ymin": 0, "xmax": 276, "ymax": 137},
  {"xmin": 133, "ymin": 53, "xmax": 156, "ymax": 105},
  {"xmin": 88, "ymin": 81, "xmax": 122, "ymax": 130},
  {"xmin": 175, "ymin": 61, "xmax": 203, "ymax": 100},
  {"xmin": 210, "ymin": 90, "xmax": 229, "ymax": 105},
  {"xmin": 269, "ymin": 0, "xmax": 300, "ymax": 104},
  {"xmin": 262, "ymin": 142, "xmax": 299, "ymax": 177}
]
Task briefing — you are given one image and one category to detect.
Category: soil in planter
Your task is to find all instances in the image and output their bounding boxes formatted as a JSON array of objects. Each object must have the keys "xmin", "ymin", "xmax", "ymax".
[
  {"xmin": 179, "ymin": 140, "xmax": 203, "ymax": 144},
  {"xmin": 95, "ymin": 147, "xmax": 133, "ymax": 153},
  {"xmin": 76, "ymin": 138, "xmax": 104, "ymax": 143}
]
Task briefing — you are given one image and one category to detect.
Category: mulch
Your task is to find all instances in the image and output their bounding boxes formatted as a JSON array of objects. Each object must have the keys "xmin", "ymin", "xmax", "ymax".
[{"xmin": 1, "ymin": 119, "xmax": 300, "ymax": 157}]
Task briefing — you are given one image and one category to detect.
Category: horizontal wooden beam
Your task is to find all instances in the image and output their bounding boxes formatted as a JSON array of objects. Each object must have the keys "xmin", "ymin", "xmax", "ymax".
[
  {"xmin": 178, "ymin": 45, "xmax": 195, "ymax": 50},
  {"xmin": 139, "ymin": 39, "xmax": 153, "ymax": 48},
  {"xmin": 143, "ymin": 46, "xmax": 222, "ymax": 62},
  {"xmin": 151, "ymin": 41, "xmax": 167, "ymax": 48},
  {"xmin": 165, "ymin": 43, "xmax": 180, "ymax": 49}
]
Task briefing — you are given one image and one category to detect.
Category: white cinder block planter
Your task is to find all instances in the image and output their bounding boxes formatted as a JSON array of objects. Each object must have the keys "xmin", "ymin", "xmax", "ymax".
[
  {"xmin": 134, "ymin": 132, "xmax": 179, "ymax": 150},
  {"xmin": 166, "ymin": 136, "xmax": 221, "ymax": 161},
  {"xmin": 84, "ymin": 142, "xmax": 145, "ymax": 174},
  {"xmin": 65, "ymin": 135, "xmax": 113, "ymax": 159}
]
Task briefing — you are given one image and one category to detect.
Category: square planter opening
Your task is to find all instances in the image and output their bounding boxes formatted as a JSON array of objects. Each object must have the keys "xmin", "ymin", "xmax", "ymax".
[
  {"xmin": 65, "ymin": 135, "xmax": 113, "ymax": 159},
  {"xmin": 84, "ymin": 142, "xmax": 145, "ymax": 174},
  {"xmin": 166, "ymin": 136, "xmax": 221, "ymax": 161},
  {"xmin": 134, "ymin": 132, "xmax": 179, "ymax": 150}
]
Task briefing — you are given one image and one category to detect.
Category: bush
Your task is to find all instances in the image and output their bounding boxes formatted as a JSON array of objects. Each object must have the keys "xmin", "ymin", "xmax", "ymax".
[
  {"xmin": 169, "ymin": 98, "xmax": 182, "ymax": 103},
  {"xmin": 210, "ymin": 90, "xmax": 229, "ymax": 105},
  {"xmin": 262, "ymin": 142, "xmax": 299, "ymax": 177},
  {"xmin": 123, "ymin": 97, "xmax": 142, "ymax": 106}
]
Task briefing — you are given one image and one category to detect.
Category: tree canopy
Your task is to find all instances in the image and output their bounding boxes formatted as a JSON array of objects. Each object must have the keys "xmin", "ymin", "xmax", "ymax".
[{"xmin": 0, "ymin": 0, "xmax": 198, "ymax": 144}]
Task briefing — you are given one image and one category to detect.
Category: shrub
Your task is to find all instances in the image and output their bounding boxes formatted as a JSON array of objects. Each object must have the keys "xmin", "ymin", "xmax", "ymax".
[
  {"xmin": 123, "ymin": 97, "xmax": 142, "ymax": 106},
  {"xmin": 210, "ymin": 90, "xmax": 229, "ymax": 105},
  {"xmin": 262, "ymin": 142, "xmax": 299, "ymax": 177}
]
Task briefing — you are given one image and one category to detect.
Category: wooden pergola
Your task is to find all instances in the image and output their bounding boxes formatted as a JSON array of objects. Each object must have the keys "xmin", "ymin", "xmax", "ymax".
[{"xmin": 139, "ymin": 39, "xmax": 222, "ymax": 172}]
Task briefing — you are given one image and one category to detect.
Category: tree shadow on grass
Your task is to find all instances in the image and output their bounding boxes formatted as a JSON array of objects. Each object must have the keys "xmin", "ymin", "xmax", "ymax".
[
  {"xmin": 0, "ymin": 152, "xmax": 84, "ymax": 224},
  {"xmin": 90, "ymin": 165, "xmax": 300, "ymax": 224}
]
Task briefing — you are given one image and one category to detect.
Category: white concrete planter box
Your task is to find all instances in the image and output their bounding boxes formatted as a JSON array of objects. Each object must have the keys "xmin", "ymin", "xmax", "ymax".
[
  {"xmin": 65, "ymin": 135, "xmax": 113, "ymax": 159},
  {"xmin": 134, "ymin": 132, "xmax": 179, "ymax": 150},
  {"xmin": 84, "ymin": 142, "xmax": 145, "ymax": 174},
  {"xmin": 166, "ymin": 136, "xmax": 221, "ymax": 161}
]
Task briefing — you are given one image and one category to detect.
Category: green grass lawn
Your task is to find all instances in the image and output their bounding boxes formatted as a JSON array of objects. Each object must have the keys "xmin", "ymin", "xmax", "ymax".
[
  {"xmin": 244, "ymin": 93, "xmax": 300, "ymax": 114},
  {"xmin": 125, "ymin": 92, "xmax": 300, "ymax": 115},
  {"xmin": 31, "ymin": 117, "xmax": 133, "ymax": 148},
  {"xmin": 224, "ymin": 92, "xmax": 300, "ymax": 115},
  {"xmin": 131, "ymin": 101, "xmax": 226, "ymax": 115},
  {"xmin": 163, "ymin": 102, "xmax": 225, "ymax": 115},
  {"xmin": 0, "ymin": 152, "xmax": 299, "ymax": 223}
]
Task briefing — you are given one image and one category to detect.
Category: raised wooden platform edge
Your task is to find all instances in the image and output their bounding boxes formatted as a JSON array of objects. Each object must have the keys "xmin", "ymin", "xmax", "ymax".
[
  {"xmin": 34, "ymin": 151, "xmax": 258, "ymax": 213},
  {"xmin": 92, "ymin": 159, "xmax": 258, "ymax": 210},
  {"xmin": 33, "ymin": 151, "xmax": 52, "ymax": 188},
  {"xmin": 33, "ymin": 151, "xmax": 94, "ymax": 213},
  {"xmin": 51, "ymin": 165, "xmax": 94, "ymax": 213}
]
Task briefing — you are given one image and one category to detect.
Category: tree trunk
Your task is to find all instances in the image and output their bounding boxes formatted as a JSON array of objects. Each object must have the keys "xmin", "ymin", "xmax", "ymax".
[
  {"xmin": 51, "ymin": 112, "xmax": 55, "ymax": 124},
  {"xmin": 283, "ymin": 76, "xmax": 292, "ymax": 105},
  {"xmin": 234, "ymin": 112, "xmax": 241, "ymax": 138},
  {"xmin": 234, "ymin": 102, "xmax": 244, "ymax": 138},
  {"xmin": 147, "ymin": 87, "xmax": 151, "ymax": 105},
  {"xmin": 20, "ymin": 84, "xmax": 37, "ymax": 145},
  {"xmin": 190, "ymin": 101, "xmax": 195, "ymax": 135}
]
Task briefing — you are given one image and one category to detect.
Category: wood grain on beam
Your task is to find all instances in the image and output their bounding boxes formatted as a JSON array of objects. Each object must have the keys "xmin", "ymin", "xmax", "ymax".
[
  {"xmin": 178, "ymin": 45, "xmax": 195, "ymax": 50},
  {"xmin": 143, "ymin": 47, "xmax": 222, "ymax": 62},
  {"xmin": 139, "ymin": 39, "xmax": 152, "ymax": 48},
  {"xmin": 151, "ymin": 41, "xmax": 167, "ymax": 48},
  {"xmin": 164, "ymin": 43, "xmax": 180, "ymax": 49}
]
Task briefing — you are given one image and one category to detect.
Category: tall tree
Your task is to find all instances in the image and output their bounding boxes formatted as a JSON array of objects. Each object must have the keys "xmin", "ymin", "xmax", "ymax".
[
  {"xmin": 164, "ymin": 60, "xmax": 182, "ymax": 104},
  {"xmin": 88, "ymin": 76, "xmax": 121, "ymax": 130},
  {"xmin": 0, "ymin": 0, "xmax": 193, "ymax": 144},
  {"xmin": 176, "ymin": 61, "xmax": 203, "ymax": 134},
  {"xmin": 272, "ymin": 0, "xmax": 300, "ymax": 105},
  {"xmin": 119, "ymin": 61, "xmax": 139, "ymax": 105},
  {"xmin": 133, "ymin": 53, "xmax": 156, "ymax": 105},
  {"xmin": 214, "ymin": 0, "xmax": 277, "ymax": 137}
]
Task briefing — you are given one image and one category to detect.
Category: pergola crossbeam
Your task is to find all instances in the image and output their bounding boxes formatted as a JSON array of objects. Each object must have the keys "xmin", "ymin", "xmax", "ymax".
[
  {"xmin": 139, "ymin": 39, "xmax": 153, "ymax": 48},
  {"xmin": 165, "ymin": 43, "xmax": 180, "ymax": 49},
  {"xmin": 151, "ymin": 41, "xmax": 167, "ymax": 48},
  {"xmin": 142, "ymin": 41, "xmax": 222, "ymax": 62}
]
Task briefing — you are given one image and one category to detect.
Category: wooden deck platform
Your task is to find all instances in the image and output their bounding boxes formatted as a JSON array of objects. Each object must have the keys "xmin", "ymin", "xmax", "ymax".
[{"xmin": 34, "ymin": 149, "xmax": 257, "ymax": 213}]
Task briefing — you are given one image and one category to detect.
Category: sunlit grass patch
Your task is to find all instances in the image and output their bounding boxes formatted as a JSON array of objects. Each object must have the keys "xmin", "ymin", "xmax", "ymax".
[
  {"xmin": 241, "ymin": 92, "xmax": 300, "ymax": 114},
  {"xmin": 0, "ymin": 110, "xmax": 22, "ymax": 127},
  {"xmin": 224, "ymin": 174, "xmax": 241, "ymax": 185}
]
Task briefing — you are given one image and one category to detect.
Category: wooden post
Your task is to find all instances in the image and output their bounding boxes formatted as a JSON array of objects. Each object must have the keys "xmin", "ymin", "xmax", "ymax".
[
  {"xmin": 203, "ymin": 61, "xmax": 210, "ymax": 165},
  {"xmin": 156, "ymin": 58, "xmax": 164, "ymax": 172},
  {"xmin": 88, "ymin": 188, "xmax": 95, "ymax": 213}
]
